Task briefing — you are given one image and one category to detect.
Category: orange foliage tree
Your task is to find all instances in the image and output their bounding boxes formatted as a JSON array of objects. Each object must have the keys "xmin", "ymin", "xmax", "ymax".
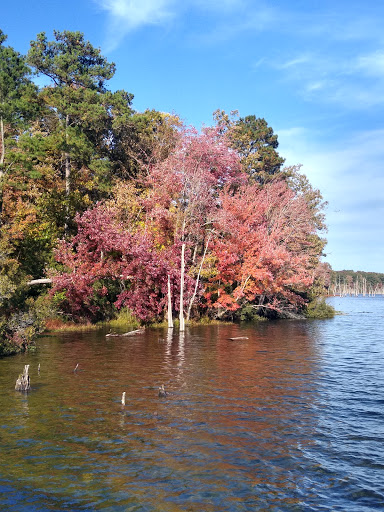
[{"xmin": 205, "ymin": 180, "xmax": 321, "ymax": 318}]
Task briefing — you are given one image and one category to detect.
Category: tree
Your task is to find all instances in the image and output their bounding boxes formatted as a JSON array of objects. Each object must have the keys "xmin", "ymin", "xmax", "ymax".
[
  {"xmin": 52, "ymin": 126, "xmax": 244, "ymax": 325},
  {"xmin": 110, "ymin": 109, "xmax": 181, "ymax": 178},
  {"xmin": 27, "ymin": 30, "xmax": 115, "ymax": 90},
  {"xmin": 286, "ymin": 164, "xmax": 327, "ymax": 232},
  {"xmin": 0, "ymin": 30, "xmax": 39, "ymax": 220},
  {"xmin": 214, "ymin": 110, "xmax": 285, "ymax": 183},
  {"xmin": 51, "ymin": 205, "xmax": 187, "ymax": 323},
  {"xmin": 27, "ymin": 31, "xmax": 133, "ymax": 232},
  {"xmin": 143, "ymin": 126, "xmax": 244, "ymax": 325},
  {"xmin": 205, "ymin": 180, "xmax": 321, "ymax": 318},
  {"xmin": 0, "ymin": 230, "xmax": 44, "ymax": 354}
]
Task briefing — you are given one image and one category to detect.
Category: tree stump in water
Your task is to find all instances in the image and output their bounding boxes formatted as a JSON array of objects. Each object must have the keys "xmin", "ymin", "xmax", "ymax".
[{"xmin": 15, "ymin": 365, "xmax": 30, "ymax": 392}]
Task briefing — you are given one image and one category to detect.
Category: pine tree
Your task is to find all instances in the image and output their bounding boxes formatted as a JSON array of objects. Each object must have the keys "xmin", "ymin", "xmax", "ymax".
[
  {"xmin": 27, "ymin": 30, "xmax": 133, "ymax": 232},
  {"xmin": 0, "ymin": 30, "xmax": 38, "ymax": 220}
]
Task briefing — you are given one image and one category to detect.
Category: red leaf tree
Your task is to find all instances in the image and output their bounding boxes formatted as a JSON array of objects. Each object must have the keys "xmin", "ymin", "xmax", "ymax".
[
  {"xmin": 51, "ymin": 205, "xmax": 185, "ymax": 322},
  {"xmin": 51, "ymin": 124, "xmax": 325, "ymax": 323},
  {"xmin": 205, "ymin": 180, "xmax": 321, "ymax": 317}
]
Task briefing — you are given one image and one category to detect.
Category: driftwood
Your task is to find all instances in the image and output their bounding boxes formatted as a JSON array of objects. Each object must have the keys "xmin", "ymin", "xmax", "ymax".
[
  {"xmin": 15, "ymin": 365, "xmax": 31, "ymax": 392},
  {"xmin": 229, "ymin": 337, "xmax": 249, "ymax": 340},
  {"xmin": 27, "ymin": 278, "xmax": 52, "ymax": 286},
  {"xmin": 106, "ymin": 328, "xmax": 145, "ymax": 338}
]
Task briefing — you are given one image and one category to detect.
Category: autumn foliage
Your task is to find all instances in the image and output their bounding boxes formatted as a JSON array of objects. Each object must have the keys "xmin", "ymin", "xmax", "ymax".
[
  {"xmin": 0, "ymin": 29, "xmax": 330, "ymax": 346},
  {"xmin": 206, "ymin": 181, "xmax": 319, "ymax": 316},
  {"xmin": 52, "ymin": 206, "xmax": 190, "ymax": 322},
  {"xmin": 51, "ymin": 126, "xmax": 326, "ymax": 322}
]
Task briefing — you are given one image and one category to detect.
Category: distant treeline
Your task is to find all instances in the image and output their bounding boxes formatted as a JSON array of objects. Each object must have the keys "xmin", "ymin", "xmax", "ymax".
[{"xmin": 332, "ymin": 270, "xmax": 384, "ymax": 288}]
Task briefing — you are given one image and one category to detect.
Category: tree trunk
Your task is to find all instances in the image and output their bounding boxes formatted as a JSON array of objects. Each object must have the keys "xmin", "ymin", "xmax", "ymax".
[
  {"xmin": 187, "ymin": 234, "xmax": 211, "ymax": 321},
  {"xmin": 65, "ymin": 152, "xmax": 70, "ymax": 196},
  {"xmin": 27, "ymin": 278, "xmax": 52, "ymax": 286},
  {"xmin": 64, "ymin": 114, "xmax": 71, "ymax": 233},
  {"xmin": 65, "ymin": 114, "xmax": 70, "ymax": 195},
  {"xmin": 167, "ymin": 274, "xmax": 174, "ymax": 328},
  {"xmin": 15, "ymin": 365, "xmax": 30, "ymax": 392},
  {"xmin": 179, "ymin": 242, "xmax": 185, "ymax": 331},
  {"xmin": 0, "ymin": 116, "xmax": 4, "ymax": 166}
]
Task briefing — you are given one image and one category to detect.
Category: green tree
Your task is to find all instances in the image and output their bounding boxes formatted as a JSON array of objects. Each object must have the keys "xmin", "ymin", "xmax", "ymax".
[
  {"xmin": 214, "ymin": 110, "xmax": 285, "ymax": 183},
  {"xmin": 111, "ymin": 109, "xmax": 181, "ymax": 178},
  {"xmin": 231, "ymin": 115, "xmax": 285, "ymax": 183},
  {"xmin": 27, "ymin": 30, "xmax": 133, "ymax": 231},
  {"xmin": 0, "ymin": 29, "xmax": 39, "ymax": 220},
  {"xmin": 0, "ymin": 230, "xmax": 44, "ymax": 355}
]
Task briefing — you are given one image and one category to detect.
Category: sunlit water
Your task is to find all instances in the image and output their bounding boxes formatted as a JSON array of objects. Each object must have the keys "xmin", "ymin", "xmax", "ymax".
[{"xmin": 1, "ymin": 296, "xmax": 383, "ymax": 511}]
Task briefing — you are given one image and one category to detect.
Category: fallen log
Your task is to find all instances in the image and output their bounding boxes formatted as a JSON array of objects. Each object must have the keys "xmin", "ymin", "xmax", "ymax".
[
  {"xmin": 27, "ymin": 278, "xmax": 52, "ymax": 286},
  {"xmin": 106, "ymin": 328, "xmax": 145, "ymax": 337},
  {"xmin": 15, "ymin": 365, "xmax": 31, "ymax": 392},
  {"xmin": 229, "ymin": 336, "xmax": 249, "ymax": 340}
]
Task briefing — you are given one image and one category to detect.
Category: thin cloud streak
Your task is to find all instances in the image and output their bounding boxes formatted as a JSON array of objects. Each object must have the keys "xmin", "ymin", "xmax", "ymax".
[
  {"xmin": 98, "ymin": 0, "xmax": 175, "ymax": 28},
  {"xmin": 275, "ymin": 49, "xmax": 384, "ymax": 108},
  {"xmin": 96, "ymin": 0, "xmax": 275, "ymax": 50}
]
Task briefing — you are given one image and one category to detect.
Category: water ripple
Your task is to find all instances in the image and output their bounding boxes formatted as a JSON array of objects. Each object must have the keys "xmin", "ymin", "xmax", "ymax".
[{"xmin": 0, "ymin": 296, "xmax": 383, "ymax": 510}]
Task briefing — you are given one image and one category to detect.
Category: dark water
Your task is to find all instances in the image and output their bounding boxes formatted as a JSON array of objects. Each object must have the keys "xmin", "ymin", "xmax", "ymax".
[{"xmin": 1, "ymin": 296, "xmax": 384, "ymax": 511}]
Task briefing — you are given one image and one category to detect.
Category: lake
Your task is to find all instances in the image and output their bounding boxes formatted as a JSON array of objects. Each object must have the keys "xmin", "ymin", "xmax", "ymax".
[{"xmin": 1, "ymin": 296, "xmax": 383, "ymax": 511}]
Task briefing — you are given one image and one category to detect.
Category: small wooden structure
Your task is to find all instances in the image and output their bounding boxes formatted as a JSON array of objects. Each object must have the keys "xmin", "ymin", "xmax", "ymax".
[{"xmin": 15, "ymin": 365, "xmax": 30, "ymax": 392}]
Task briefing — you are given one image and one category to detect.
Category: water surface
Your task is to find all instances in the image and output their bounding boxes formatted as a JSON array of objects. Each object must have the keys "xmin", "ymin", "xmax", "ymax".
[{"xmin": 1, "ymin": 296, "xmax": 383, "ymax": 511}]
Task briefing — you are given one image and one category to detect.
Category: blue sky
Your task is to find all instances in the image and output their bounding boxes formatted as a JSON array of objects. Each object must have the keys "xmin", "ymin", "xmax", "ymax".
[{"xmin": 3, "ymin": 0, "xmax": 384, "ymax": 272}]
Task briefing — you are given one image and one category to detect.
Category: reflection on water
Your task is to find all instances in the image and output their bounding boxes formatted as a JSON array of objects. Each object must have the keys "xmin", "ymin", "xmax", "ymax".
[{"xmin": 0, "ymin": 296, "xmax": 384, "ymax": 511}]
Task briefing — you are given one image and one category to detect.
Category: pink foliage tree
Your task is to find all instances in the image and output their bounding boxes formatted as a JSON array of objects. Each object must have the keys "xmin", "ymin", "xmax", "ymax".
[
  {"xmin": 51, "ymin": 124, "xmax": 325, "ymax": 323},
  {"xmin": 142, "ymin": 126, "xmax": 244, "ymax": 324},
  {"xmin": 52, "ymin": 206, "xmax": 188, "ymax": 322},
  {"xmin": 205, "ymin": 180, "xmax": 320, "ymax": 317}
]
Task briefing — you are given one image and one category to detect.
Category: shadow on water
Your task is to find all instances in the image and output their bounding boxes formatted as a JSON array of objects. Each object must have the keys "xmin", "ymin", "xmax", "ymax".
[{"xmin": 0, "ymin": 296, "xmax": 383, "ymax": 511}]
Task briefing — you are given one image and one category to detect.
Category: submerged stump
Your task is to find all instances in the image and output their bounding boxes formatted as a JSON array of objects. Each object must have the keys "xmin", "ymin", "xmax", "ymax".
[
  {"xmin": 158, "ymin": 384, "xmax": 168, "ymax": 397},
  {"xmin": 15, "ymin": 365, "xmax": 30, "ymax": 392}
]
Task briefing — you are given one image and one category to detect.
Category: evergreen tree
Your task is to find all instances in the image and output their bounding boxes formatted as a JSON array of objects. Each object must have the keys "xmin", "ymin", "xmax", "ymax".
[
  {"xmin": 0, "ymin": 29, "xmax": 38, "ymax": 220},
  {"xmin": 230, "ymin": 115, "xmax": 285, "ymax": 183},
  {"xmin": 27, "ymin": 30, "xmax": 133, "ymax": 232},
  {"xmin": 213, "ymin": 110, "xmax": 285, "ymax": 183}
]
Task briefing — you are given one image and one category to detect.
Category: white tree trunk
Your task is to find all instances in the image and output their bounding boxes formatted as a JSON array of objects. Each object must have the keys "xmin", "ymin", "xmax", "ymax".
[
  {"xmin": 186, "ymin": 234, "xmax": 211, "ymax": 321},
  {"xmin": 179, "ymin": 242, "xmax": 185, "ymax": 331},
  {"xmin": 64, "ymin": 114, "xmax": 71, "ymax": 234},
  {"xmin": 65, "ymin": 115, "xmax": 70, "ymax": 196},
  {"xmin": 167, "ymin": 274, "xmax": 174, "ymax": 328},
  {"xmin": 0, "ymin": 116, "xmax": 4, "ymax": 167}
]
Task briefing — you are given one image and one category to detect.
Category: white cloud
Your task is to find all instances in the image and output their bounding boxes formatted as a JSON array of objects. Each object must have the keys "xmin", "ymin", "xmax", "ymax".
[
  {"xmin": 302, "ymin": 14, "xmax": 384, "ymax": 45},
  {"xmin": 279, "ymin": 54, "xmax": 311, "ymax": 69},
  {"xmin": 96, "ymin": 0, "xmax": 177, "ymax": 50},
  {"xmin": 353, "ymin": 51, "xmax": 384, "ymax": 77},
  {"xmin": 96, "ymin": 0, "xmax": 271, "ymax": 50},
  {"xmin": 278, "ymin": 127, "xmax": 384, "ymax": 271},
  {"xmin": 305, "ymin": 80, "xmax": 328, "ymax": 92},
  {"xmin": 98, "ymin": 0, "xmax": 175, "ymax": 28}
]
